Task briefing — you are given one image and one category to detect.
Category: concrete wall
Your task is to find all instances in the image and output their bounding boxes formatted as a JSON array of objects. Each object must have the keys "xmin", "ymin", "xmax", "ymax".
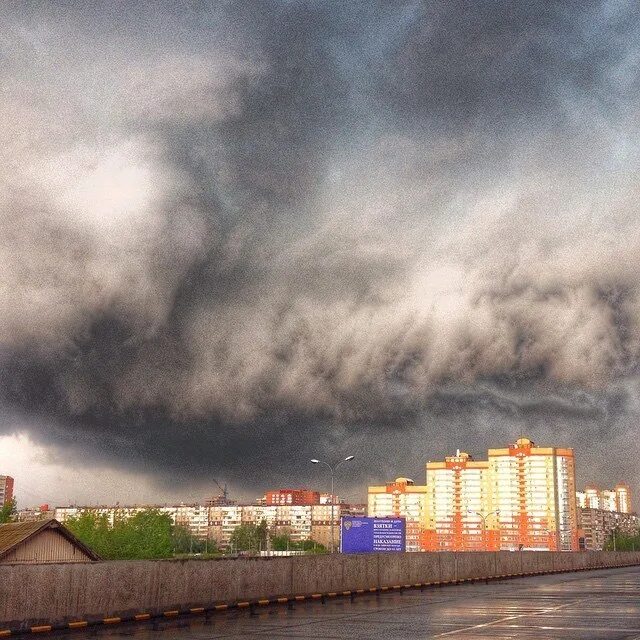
[{"xmin": 2, "ymin": 551, "xmax": 639, "ymax": 629}]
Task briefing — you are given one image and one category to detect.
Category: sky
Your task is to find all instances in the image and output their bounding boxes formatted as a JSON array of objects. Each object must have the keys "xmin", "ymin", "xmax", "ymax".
[{"xmin": 1, "ymin": 1, "xmax": 640, "ymax": 508}]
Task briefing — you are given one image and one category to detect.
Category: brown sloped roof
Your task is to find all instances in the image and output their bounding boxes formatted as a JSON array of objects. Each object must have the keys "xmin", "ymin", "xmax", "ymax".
[{"xmin": 0, "ymin": 519, "xmax": 101, "ymax": 561}]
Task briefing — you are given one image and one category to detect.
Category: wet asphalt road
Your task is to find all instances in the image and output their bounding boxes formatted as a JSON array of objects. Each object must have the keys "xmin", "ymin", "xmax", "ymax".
[{"xmin": 59, "ymin": 566, "xmax": 640, "ymax": 639}]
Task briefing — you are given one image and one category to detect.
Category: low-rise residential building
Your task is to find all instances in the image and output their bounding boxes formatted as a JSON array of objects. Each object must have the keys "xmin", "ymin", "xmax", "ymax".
[
  {"xmin": 578, "ymin": 508, "xmax": 640, "ymax": 550},
  {"xmin": 16, "ymin": 505, "xmax": 54, "ymax": 523}
]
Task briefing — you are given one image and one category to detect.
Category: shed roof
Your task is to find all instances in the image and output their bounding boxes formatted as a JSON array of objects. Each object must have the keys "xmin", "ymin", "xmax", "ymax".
[{"xmin": 0, "ymin": 519, "xmax": 101, "ymax": 562}]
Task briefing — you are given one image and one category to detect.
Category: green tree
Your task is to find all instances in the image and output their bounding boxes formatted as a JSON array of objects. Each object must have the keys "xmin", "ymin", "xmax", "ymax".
[
  {"xmin": 64, "ymin": 512, "xmax": 113, "ymax": 557},
  {"xmin": 229, "ymin": 520, "xmax": 268, "ymax": 552},
  {"xmin": 604, "ymin": 531, "xmax": 640, "ymax": 551},
  {"xmin": 270, "ymin": 533, "xmax": 325, "ymax": 553},
  {"xmin": 270, "ymin": 534, "xmax": 291, "ymax": 551},
  {"xmin": 0, "ymin": 497, "xmax": 17, "ymax": 524},
  {"xmin": 172, "ymin": 525, "xmax": 206, "ymax": 554},
  {"xmin": 66, "ymin": 509, "xmax": 174, "ymax": 560},
  {"xmin": 298, "ymin": 539, "xmax": 326, "ymax": 553},
  {"xmin": 111, "ymin": 510, "xmax": 174, "ymax": 559}
]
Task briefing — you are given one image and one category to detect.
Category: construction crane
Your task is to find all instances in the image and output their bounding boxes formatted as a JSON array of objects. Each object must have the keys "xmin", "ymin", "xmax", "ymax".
[{"xmin": 211, "ymin": 478, "xmax": 229, "ymax": 503}]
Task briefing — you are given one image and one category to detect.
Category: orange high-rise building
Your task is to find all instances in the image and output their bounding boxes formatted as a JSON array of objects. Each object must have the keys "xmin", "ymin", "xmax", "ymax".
[
  {"xmin": 422, "ymin": 438, "xmax": 579, "ymax": 552},
  {"xmin": 488, "ymin": 438, "xmax": 578, "ymax": 551},
  {"xmin": 424, "ymin": 451, "xmax": 497, "ymax": 551},
  {"xmin": 367, "ymin": 477, "xmax": 428, "ymax": 552}
]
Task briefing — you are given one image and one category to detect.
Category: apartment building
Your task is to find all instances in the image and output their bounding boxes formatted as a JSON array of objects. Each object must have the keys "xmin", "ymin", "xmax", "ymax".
[
  {"xmin": 0, "ymin": 476, "xmax": 14, "ymax": 507},
  {"xmin": 265, "ymin": 489, "xmax": 320, "ymax": 506},
  {"xmin": 488, "ymin": 438, "xmax": 578, "ymax": 551},
  {"xmin": 423, "ymin": 451, "xmax": 494, "ymax": 551},
  {"xmin": 420, "ymin": 438, "xmax": 579, "ymax": 551},
  {"xmin": 578, "ymin": 508, "xmax": 640, "ymax": 551},
  {"xmin": 52, "ymin": 501, "xmax": 349, "ymax": 550},
  {"xmin": 367, "ymin": 477, "xmax": 428, "ymax": 552},
  {"xmin": 577, "ymin": 484, "xmax": 632, "ymax": 515}
]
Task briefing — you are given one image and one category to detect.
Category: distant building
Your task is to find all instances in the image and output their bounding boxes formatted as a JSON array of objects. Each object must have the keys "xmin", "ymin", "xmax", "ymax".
[
  {"xmin": 341, "ymin": 503, "xmax": 367, "ymax": 517},
  {"xmin": 422, "ymin": 438, "xmax": 579, "ymax": 551},
  {"xmin": 601, "ymin": 490, "xmax": 617, "ymax": 512},
  {"xmin": 615, "ymin": 484, "xmax": 632, "ymax": 513},
  {"xmin": 578, "ymin": 508, "xmax": 639, "ymax": 551},
  {"xmin": 173, "ymin": 504, "xmax": 210, "ymax": 539},
  {"xmin": 205, "ymin": 495, "xmax": 236, "ymax": 507},
  {"xmin": 368, "ymin": 477, "xmax": 428, "ymax": 552},
  {"xmin": 265, "ymin": 489, "xmax": 321, "ymax": 506},
  {"xmin": 16, "ymin": 505, "xmax": 54, "ymax": 523},
  {"xmin": 576, "ymin": 483, "xmax": 632, "ymax": 515},
  {"xmin": 207, "ymin": 504, "xmax": 243, "ymax": 548},
  {"xmin": 0, "ymin": 475, "xmax": 14, "ymax": 507},
  {"xmin": 309, "ymin": 504, "xmax": 342, "ymax": 548},
  {"xmin": 0, "ymin": 520, "xmax": 100, "ymax": 564},
  {"xmin": 206, "ymin": 503, "xmax": 345, "ymax": 549},
  {"xmin": 583, "ymin": 485, "xmax": 602, "ymax": 510}
]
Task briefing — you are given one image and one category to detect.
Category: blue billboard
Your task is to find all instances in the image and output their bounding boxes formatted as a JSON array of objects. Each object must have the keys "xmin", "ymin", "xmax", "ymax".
[{"xmin": 340, "ymin": 516, "xmax": 406, "ymax": 553}]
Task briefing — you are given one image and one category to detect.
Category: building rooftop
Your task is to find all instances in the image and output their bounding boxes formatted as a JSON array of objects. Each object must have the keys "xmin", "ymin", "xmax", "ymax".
[{"xmin": 0, "ymin": 519, "xmax": 101, "ymax": 562}]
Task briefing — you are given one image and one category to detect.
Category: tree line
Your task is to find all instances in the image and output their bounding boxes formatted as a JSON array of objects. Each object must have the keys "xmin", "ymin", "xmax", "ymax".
[
  {"xmin": 64, "ymin": 510, "xmax": 218, "ymax": 559},
  {"xmin": 604, "ymin": 531, "xmax": 640, "ymax": 551},
  {"xmin": 227, "ymin": 521, "xmax": 325, "ymax": 553},
  {"xmin": 64, "ymin": 513, "xmax": 325, "ymax": 559},
  {"xmin": 1, "ymin": 502, "xmax": 325, "ymax": 559}
]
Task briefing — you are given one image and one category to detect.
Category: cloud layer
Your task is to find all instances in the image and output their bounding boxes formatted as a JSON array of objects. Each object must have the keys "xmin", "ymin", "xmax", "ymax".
[{"xmin": 1, "ymin": 1, "xmax": 640, "ymax": 500}]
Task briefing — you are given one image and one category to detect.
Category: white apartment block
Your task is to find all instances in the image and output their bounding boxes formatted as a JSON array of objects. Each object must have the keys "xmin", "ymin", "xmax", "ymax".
[{"xmin": 49, "ymin": 502, "xmax": 356, "ymax": 550}]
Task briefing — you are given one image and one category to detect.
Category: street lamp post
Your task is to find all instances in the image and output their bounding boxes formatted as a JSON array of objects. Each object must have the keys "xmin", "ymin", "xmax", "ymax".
[
  {"xmin": 467, "ymin": 509, "xmax": 500, "ymax": 550},
  {"xmin": 311, "ymin": 456, "xmax": 355, "ymax": 553}
]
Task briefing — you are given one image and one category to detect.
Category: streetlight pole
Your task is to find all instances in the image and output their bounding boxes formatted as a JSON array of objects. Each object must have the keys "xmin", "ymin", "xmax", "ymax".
[
  {"xmin": 311, "ymin": 456, "xmax": 355, "ymax": 553},
  {"xmin": 467, "ymin": 510, "xmax": 500, "ymax": 550}
]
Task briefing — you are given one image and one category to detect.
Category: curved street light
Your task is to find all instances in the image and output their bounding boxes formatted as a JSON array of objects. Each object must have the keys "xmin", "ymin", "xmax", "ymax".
[
  {"xmin": 311, "ymin": 456, "xmax": 355, "ymax": 553},
  {"xmin": 467, "ymin": 509, "xmax": 500, "ymax": 550}
]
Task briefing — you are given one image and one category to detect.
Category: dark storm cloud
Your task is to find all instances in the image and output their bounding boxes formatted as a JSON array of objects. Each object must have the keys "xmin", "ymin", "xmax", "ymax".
[{"xmin": 1, "ymin": 0, "xmax": 640, "ymax": 499}]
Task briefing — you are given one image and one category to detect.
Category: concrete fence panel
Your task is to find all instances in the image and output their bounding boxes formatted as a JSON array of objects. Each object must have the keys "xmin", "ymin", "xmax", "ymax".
[
  {"xmin": 494, "ymin": 551, "xmax": 522, "ymax": 576},
  {"xmin": 2, "ymin": 551, "xmax": 640, "ymax": 630},
  {"xmin": 438, "ymin": 552, "xmax": 457, "ymax": 582},
  {"xmin": 405, "ymin": 552, "xmax": 441, "ymax": 585},
  {"xmin": 454, "ymin": 552, "xmax": 495, "ymax": 580},
  {"xmin": 378, "ymin": 551, "xmax": 412, "ymax": 586}
]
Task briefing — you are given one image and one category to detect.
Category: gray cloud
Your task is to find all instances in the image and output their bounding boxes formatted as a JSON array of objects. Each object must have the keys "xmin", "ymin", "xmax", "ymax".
[{"xmin": 1, "ymin": 0, "xmax": 640, "ymax": 500}]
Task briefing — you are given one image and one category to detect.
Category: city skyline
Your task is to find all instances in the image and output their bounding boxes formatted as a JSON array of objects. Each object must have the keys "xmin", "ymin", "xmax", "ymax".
[
  {"xmin": 7, "ymin": 433, "xmax": 635, "ymax": 556},
  {"xmin": 3, "ymin": 433, "xmax": 634, "ymax": 513}
]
